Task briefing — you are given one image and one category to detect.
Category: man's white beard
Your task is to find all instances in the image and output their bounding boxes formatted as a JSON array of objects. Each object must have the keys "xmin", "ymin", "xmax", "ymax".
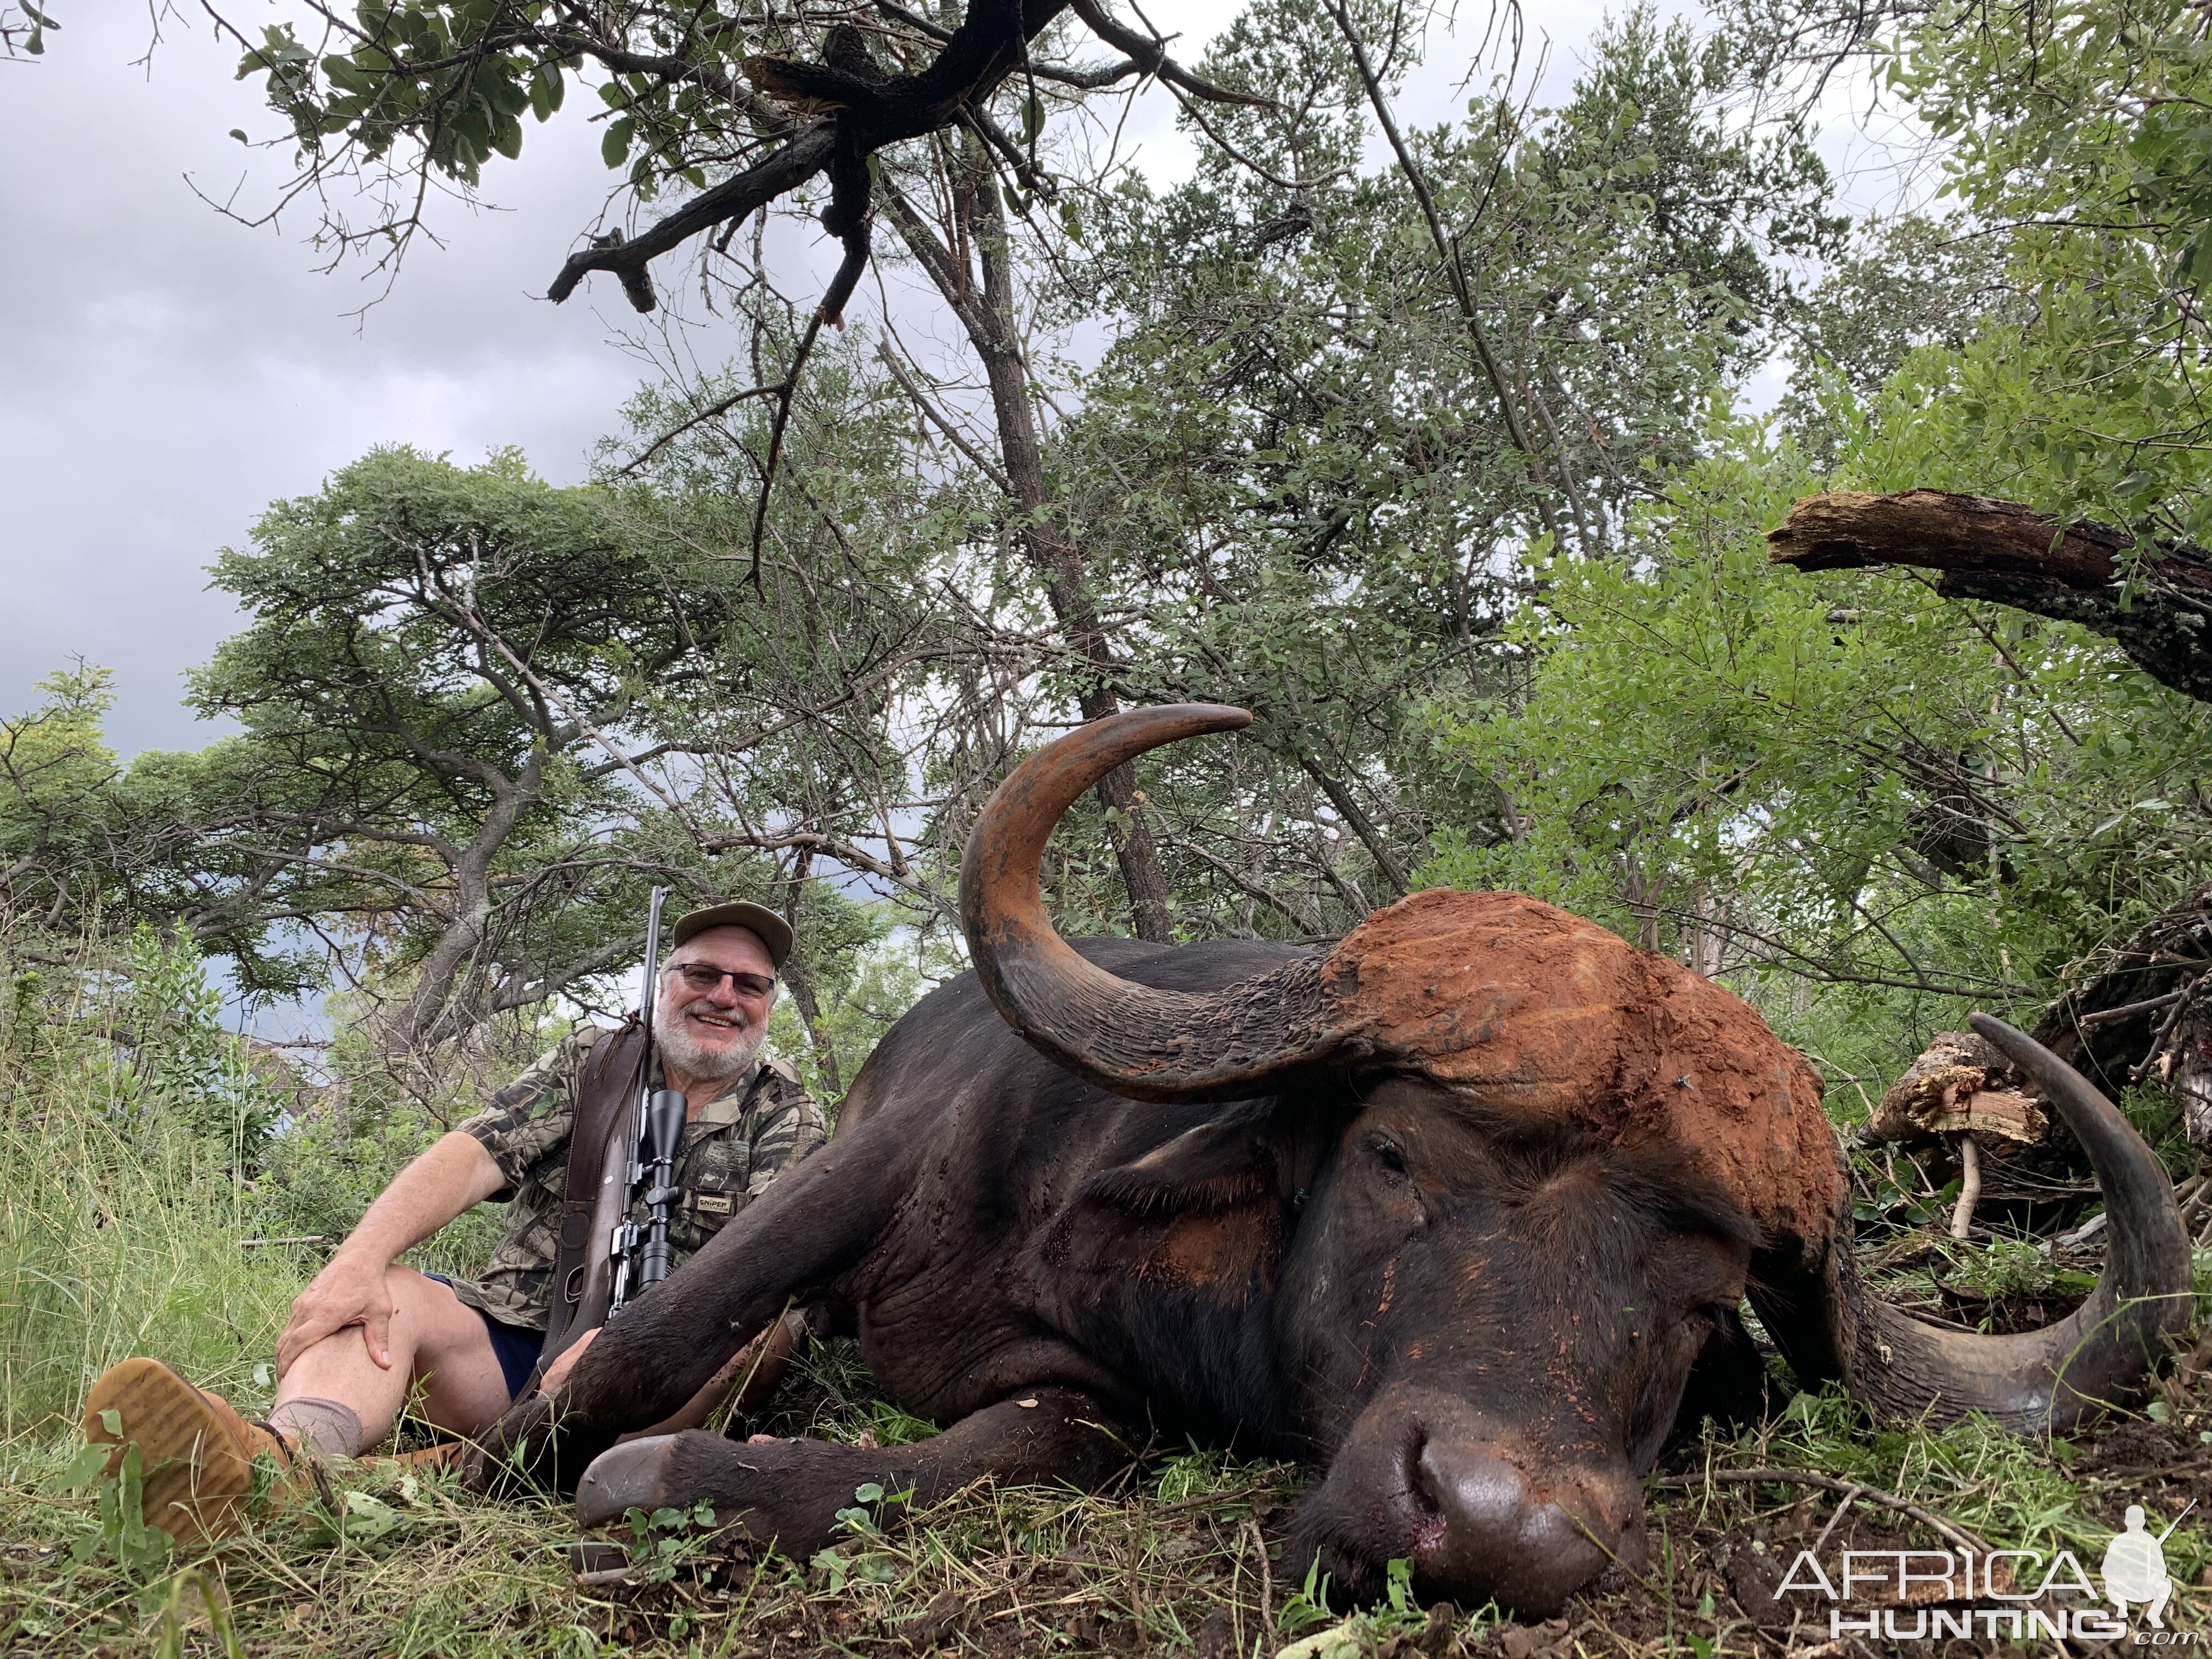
[{"xmin": 654, "ymin": 1002, "xmax": 765, "ymax": 1085}]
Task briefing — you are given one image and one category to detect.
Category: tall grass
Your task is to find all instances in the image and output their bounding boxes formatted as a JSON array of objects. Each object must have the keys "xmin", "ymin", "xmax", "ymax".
[
  {"xmin": 0, "ymin": 1098, "xmax": 303, "ymax": 1437},
  {"xmin": 0, "ymin": 926, "xmax": 500, "ymax": 1443}
]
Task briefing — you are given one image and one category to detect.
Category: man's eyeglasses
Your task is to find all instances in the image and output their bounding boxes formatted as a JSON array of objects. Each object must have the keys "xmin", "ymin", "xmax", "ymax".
[{"xmin": 667, "ymin": 963, "xmax": 777, "ymax": 1000}]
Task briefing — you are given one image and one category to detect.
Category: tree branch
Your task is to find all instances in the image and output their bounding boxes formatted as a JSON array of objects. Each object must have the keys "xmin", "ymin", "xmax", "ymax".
[{"xmin": 1769, "ymin": 490, "xmax": 2212, "ymax": 703}]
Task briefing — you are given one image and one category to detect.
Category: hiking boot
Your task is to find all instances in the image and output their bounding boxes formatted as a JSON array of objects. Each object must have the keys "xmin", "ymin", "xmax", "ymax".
[{"xmin": 83, "ymin": 1358, "xmax": 300, "ymax": 1545}]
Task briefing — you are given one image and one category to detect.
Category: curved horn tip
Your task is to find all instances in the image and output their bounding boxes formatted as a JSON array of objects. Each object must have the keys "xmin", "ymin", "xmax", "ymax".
[
  {"xmin": 1819, "ymin": 1009, "xmax": 2193, "ymax": 1431},
  {"xmin": 1138, "ymin": 703, "xmax": 1254, "ymax": 736}
]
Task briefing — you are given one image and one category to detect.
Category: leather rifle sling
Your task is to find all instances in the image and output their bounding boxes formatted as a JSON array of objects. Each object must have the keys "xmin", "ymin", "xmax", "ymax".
[{"xmin": 535, "ymin": 1019, "xmax": 648, "ymax": 1375}]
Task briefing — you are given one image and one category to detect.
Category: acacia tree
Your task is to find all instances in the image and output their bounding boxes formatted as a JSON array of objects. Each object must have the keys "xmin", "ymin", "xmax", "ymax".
[{"xmin": 179, "ymin": 445, "xmax": 736, "ymax": 1054}]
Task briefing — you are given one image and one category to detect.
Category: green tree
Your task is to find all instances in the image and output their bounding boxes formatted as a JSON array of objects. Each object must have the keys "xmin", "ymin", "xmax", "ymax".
[
  {"xmin": 1423, "ymin": 425, "xmax": 2212, "ymax": 1083},
  {"xmin": 181, "ymin": 446, "xmax": 724, "ymax": 1053},
  {"xmin": 1735, "ymin": 0, "xmax": 2212, "ymax": 545},
  {"xmin": 0, "ymin": 665, "xmax": 131, "ymax": 932},
  {"xmin": 991, "ymin": 3, "xmax": 1847, "ymax": 928}
]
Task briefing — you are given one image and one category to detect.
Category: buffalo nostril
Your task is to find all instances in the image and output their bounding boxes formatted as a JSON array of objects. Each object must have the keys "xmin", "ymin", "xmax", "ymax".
[
  {"xmin": 1411, "ymin": 1442, "xmax": 1627, "ymax": 1617},
  {"xmin": 1414, "ymin": 1440, "xmax": 1536, "ymax": 1543},
  {"xmin": 1395, "ymin": 1426, "xmax": 1448, "ymax": 1550}
]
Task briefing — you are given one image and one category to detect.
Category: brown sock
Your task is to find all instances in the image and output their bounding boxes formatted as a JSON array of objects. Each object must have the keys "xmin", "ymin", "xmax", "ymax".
[{"xmin": 266, "ymin": 1396, "xmax": 365, "ymax": 1459}]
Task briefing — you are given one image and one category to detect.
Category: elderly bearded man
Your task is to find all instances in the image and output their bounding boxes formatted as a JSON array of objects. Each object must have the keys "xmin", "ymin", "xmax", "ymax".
[{"xmin": 82, "ymin": 902, "xmax": 826, "ymax": 1543}]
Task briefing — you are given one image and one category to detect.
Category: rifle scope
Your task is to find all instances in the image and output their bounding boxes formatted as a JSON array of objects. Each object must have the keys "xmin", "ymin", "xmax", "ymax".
[{"xmin": 635, "ymin": 1087, "xmax": 687, "ymax": 1290}]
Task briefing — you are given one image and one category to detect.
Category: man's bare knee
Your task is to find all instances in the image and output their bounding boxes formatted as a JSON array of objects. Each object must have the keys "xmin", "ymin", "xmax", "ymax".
[{"xmin": 393, "ymin": 1269, "xmax": 518, "ymax": 1436}]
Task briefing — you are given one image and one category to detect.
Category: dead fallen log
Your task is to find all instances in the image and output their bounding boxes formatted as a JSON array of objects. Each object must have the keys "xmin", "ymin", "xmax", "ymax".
[{"xmin": 1767, "ymin": 489, "xmax": 2212, "ymax": 703}]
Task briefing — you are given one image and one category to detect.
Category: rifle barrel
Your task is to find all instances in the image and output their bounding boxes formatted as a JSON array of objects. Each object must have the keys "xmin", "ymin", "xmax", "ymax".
[{"xmin": 610, "ymin": 885, "xmax": 673, "ymax": 1319}]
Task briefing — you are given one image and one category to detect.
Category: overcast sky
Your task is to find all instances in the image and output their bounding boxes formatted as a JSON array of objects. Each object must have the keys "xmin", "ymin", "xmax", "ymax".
[{"xmin": 3, "ymin": 0, "xmax": 1910, "ymax": 761}]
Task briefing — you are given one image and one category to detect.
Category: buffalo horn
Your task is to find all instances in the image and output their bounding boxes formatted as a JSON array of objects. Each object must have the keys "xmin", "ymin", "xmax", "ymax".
[
  {"xmin": 959, "ymin": 704, "xmax": 1345, "ymax": 1101},
  {"xmin": 1812, "ymin": 1015, "xmax": 2192, "ymax": 1429}
]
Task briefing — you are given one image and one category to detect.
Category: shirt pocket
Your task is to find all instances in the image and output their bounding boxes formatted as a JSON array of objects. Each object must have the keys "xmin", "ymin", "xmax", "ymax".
[{"xmin": 676, "ymin": 1138, "xmax": 752, "ymax": 1240}]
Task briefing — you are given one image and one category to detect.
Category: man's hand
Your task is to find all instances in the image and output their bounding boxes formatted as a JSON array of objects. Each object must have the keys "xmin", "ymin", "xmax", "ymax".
[
  {"xmin": 270, "ymin": 1130, "xmax": 506, "ymax": 1380},
  {"xmin": 540, "ymin": 1325, "xmax": 597, "ymax": 1395},
  {"xmin": 277, "ymin": 1251, "xmax": 398, "ymax": 1377}
]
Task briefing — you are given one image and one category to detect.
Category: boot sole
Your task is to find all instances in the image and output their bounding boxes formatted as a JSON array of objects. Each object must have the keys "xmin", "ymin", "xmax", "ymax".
[{"xmin": 83, "ymin": 1358, "xmax": 256, "ymax": 1545}]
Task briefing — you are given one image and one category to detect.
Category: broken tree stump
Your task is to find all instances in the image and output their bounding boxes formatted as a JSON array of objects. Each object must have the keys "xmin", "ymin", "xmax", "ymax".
[{"xmin": 1865, "ymin": 1031, "xmax": 2049, "ymax": 1237}]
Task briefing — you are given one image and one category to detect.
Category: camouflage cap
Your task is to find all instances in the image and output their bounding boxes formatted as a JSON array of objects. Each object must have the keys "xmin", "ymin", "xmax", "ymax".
[{"xmin": 666, "ymin": 900, "xmax": 793, "ymax": 969}]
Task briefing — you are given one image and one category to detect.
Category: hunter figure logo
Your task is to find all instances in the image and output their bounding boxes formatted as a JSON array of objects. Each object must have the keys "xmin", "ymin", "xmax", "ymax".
[
  {"xmin": 1771, "ymin": 1497, "xmax": 2199, "ymax": 1642},
  {"xmin": 2102, "ymin": 1502, "xmax": 2187, "ymax": 1630}
]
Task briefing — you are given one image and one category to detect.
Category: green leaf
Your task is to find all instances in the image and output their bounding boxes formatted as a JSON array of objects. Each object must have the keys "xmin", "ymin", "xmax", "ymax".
[
  {"xmin": 601, "ymin": 116, "xmax": 634, "ymax": 169},
  {"xmin": 342, "ymin": 1489, "xmax": 399, "ymax": 1540},
  {"xmin": 483, "ymin": 69, "xmax": 531, "ymax": 117},
  {"xmin": 1385, "ymin": 1556, "xmax": 1415, "ymax": 1613},
  {"xmin": 529, "ymin": 65, "xmax": 562, "ymax": 121},
  {"xmin": 99, "ymin": 1408, "xmax": 123, "ymax": 1436},
  {"xmin": 63, "ymin": 1442, "xmax": 111, "ymax": 1492}
]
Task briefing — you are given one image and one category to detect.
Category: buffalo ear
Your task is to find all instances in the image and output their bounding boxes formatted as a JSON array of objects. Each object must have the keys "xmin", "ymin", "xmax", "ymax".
[
  {"xmin": 1081, "ymin": 1111, "xmax": 1283, "ymax": 1215},
  {"xmin": 1042, "ymin": 1106, "xmax": 1291, "ymax": 1293},
  {"xmin": 1664, "ymin": 1305, "xmax": 1773, "ymax": 1452}
]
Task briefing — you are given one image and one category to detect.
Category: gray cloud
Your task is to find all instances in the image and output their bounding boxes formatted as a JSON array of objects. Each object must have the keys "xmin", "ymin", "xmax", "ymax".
[
  {"xmin": 1, "ymin": 0, "xmax": 1663, "ymax": 759},
  {"xmin": 0, "ymin": 9, "xmax": 674, "ymax": 755}
]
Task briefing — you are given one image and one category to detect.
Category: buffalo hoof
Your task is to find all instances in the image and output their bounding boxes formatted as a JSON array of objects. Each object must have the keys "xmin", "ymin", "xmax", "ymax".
[
  {"xmin": 574, "ymin": 1433, "xmax": 692, "ymax": 1526},
  {"xmin": 574, "ymin": 1430, "xmax": 859, "ymax": 1560}
]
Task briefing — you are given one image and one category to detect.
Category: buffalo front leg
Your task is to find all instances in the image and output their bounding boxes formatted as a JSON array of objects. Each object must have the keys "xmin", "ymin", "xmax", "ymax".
[
  {"xmin": 471, "ymin": 1124, "xmax": 910, "ymax": 1496},
  {"xmin": 573, "ymin": 1388, "xmax": 1135, "ymax": 1559}
]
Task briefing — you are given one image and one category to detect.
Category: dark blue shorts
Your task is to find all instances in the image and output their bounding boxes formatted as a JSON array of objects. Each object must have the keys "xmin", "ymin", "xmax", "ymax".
[{"xmin": 423, "ymin": 1273, "xmax": 543, "ymax": 1401}]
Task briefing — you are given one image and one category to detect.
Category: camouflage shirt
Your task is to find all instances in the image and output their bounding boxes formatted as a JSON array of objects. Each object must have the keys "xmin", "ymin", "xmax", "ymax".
[{"xmin": 449, "ymin": 1025, "xmax": 826, "ymax": 1332}]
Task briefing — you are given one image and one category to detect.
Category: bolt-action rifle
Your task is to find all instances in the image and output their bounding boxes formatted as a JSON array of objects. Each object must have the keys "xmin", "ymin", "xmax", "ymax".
[
  {"xmin": 609, "ymin": 887, "xmax": 687, "ymax": 1316},
  {"xmin": 538, "ymin": 886, "xmax": 689, "ymax": 1369}
]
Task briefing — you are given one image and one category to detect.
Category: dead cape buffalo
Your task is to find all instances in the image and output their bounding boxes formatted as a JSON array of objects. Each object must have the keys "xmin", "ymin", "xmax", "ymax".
[{"xmin": 473, "ymin": 704, "xmax": 2192, "ymax": 1615}]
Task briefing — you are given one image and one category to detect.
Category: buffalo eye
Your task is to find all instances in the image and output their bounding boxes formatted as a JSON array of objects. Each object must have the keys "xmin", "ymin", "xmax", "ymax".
[{"xmin": 1369, "ymin": 1135, "xmax": 1407, "ymax": 1177}]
